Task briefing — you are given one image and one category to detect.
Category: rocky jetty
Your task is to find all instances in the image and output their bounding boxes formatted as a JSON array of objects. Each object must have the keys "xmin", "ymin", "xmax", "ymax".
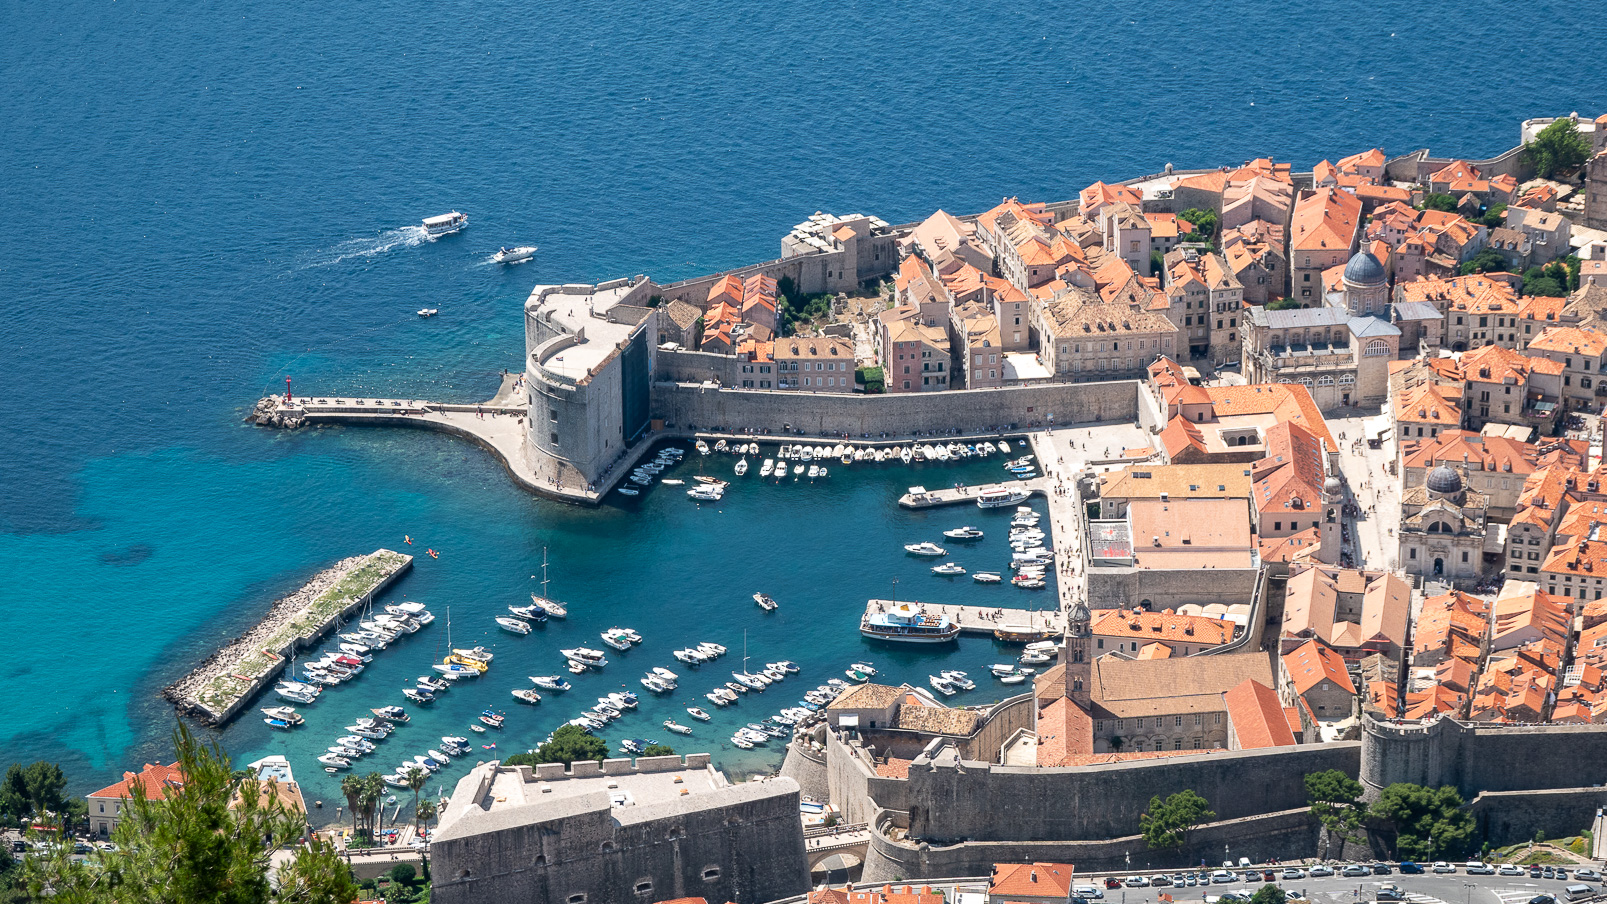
[
  {"xmin": 251, "ymin": 396, "xmax": 305, "ymax": 428},
  {"xmin": 163, "ymin": 549, "xmax": 411, "ymax": 725}
]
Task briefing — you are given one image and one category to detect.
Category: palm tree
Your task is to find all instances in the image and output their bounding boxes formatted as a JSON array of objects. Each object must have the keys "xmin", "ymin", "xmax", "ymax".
[
  {"xmin": 416, "ymin": 799, "xmax": 437, "ymax": 842},
  {"xmin": 405, "ymin": 767, "xmax": 427, "ymax": 839},
  {"xmin": 359, "ymin": 773, "xmax": 386, "ymax": 842},
  {"xmin": 339, "ymin": 774, "xmax": 364, "ymax": 842}
]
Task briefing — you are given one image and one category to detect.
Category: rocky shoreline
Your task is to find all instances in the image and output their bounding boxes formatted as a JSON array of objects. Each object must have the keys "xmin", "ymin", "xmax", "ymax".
[{"xmin": 163, "ymin": 551, "xmax": 410, "ymax": 726}]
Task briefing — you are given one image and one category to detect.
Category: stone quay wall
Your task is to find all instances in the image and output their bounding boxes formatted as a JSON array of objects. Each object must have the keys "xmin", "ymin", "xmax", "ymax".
[
  {"xmin": 905, "ymin": 742, "xmax": 1362, "ymax": 845},
  {"xmin": 1469, "ymin": 787, "xmax": 1607, "ymax": 847},
  {"xmin": 651, "ymin": 379, "xmax": 1141, "ymax": 438},
  {"xmin": 862, "ymin": 807, "xmax": 1320, "ymax": 882}
]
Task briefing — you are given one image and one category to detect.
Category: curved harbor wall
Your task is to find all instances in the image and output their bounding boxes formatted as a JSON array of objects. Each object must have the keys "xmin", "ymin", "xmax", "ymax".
[
  {"xmin": 650, "ymin": 380, "xmax": 1141, "ymax": 438},
  {"xmin": 779, "ymin": 741, "xmax": 831, "ymax": 804}
]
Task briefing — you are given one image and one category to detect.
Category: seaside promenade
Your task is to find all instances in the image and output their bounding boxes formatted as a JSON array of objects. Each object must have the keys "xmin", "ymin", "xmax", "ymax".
[{"xmin": 861, "ymin": 599, "xmax": 1064, "ymax": 638}]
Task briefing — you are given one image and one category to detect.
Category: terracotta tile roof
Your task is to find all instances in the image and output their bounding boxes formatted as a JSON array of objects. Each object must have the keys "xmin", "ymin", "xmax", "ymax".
[
  {"xmin": 1356, "ymin": 184, "xmax": 1412, "ymax": 204},
  {"xmin": 1283, "ymin": 639, "xmax": 1356, "ymax": 696},
  {"xmin": 991, "ymin": 863, "xmax": 1077, "ymax": 898},
  {"xmin": 1090, "ymin": 652, "xmax": 1272, "ymax": 718},
  {"xmin": 1461, "ymin": 343, "xmax": 1539, "ymax": 383},
  {"xmin": 1260, "ymin": 526, "xmax": 1321, "ymax": 564},
  {"xmin": 1291, "ymin": 188, "xmax": 1362, "ymax": 253},
  {"xmin": 706, "ymin": 275, "xmax": 744, "ymax": 307},
  {"xmin": 1395, "ymin": 383, "xmax": 1462, "ymax": 425},
  {"xmin": 1528, "ymin": 325, "xmax": 1607, "ymax": 357},
  {"xmin": 894, "ymin": 705, "xmax": 980, "ymax": 736},
  {"xmin": 810, "ymin": 886, "xmax": 943, "ymax": 904},
  {"xmin": 1399, "ymin": 430, "xmax": 1544, "ymax": 478},
  {"xmin": 1098, "ymin": 463, "xmax": 1254, "ymax": 504},
  {"xmin": 1338, "ymin": 148, "xmax": 1387, "ymax": 171},
  {"xmin": 1136, "ymin": 642, "xmax": 1173, "ymax": 659},
  {"xmin": 1282, "ymin": 565, "xmax": 1410, "ymax": 653},
  {"xmin": 1205, "ymin": 383, "xmax": 1335, "ymax": 446},
  {"xmin": 88, "ymin": 762, "xmax": 185, "ymax": 802},
  {"xmin": 978, "ymin": 197, "xmax": 1052, "ymax": 235},
  {"xmin": 1492, "ymin": 586, "xmax": 1573, "ymax": 648},
  {"xmin": 828, "ymin": 683, "xmax": 903, "ymax": 710},
  {"xmin": 1251, "ymin": 420, "xmax": 1328, "ymax": 520},
  {"xmin": 1223, "ymin": 679, "xmax": 1297, "ymax": 748},
  {"xmin": 1412, "ymin": 590, "xmax": 1491, "ymax": 664},
  {"xmin": 874, "ymin": 758, "xmax": 913, "ymax": 779},
  {"xmin": 1091, "ymin": 608, "xmax": 1235, "ymax": 645},
  {"xmin": 1079, "ymin": 181, "xmax": 1141, "ymax": 212}
]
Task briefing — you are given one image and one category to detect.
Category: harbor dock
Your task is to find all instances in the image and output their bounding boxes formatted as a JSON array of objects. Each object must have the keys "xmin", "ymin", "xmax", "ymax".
[
  {"xmin": 163, "ymin": 549, "xmax": 412, "ymax": 726},
  {"xmin": 862, "ymin": 599, "xmax": 1064, "ymax": 639},
  {"xmin": 898, "ymin": 477, "xmax": 1049, "ymax": 509}
]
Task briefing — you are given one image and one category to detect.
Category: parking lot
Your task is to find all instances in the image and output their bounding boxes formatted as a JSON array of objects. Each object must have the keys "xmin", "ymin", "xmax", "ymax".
[{"xmin": 1070, "ymin": 862, "xmax": 1604, "ymax": 904}]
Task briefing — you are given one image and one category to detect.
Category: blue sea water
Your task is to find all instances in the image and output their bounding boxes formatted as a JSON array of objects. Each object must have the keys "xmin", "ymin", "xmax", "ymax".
[{"xmin": 2, "ymin": 0, "xmax": 1604, "ymax": 806}]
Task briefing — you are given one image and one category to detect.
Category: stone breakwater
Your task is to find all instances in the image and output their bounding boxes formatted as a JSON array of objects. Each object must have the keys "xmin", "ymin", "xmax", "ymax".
[{"xmin": 163, "ymin": 549, "xmax": 412, "ymax": 726}]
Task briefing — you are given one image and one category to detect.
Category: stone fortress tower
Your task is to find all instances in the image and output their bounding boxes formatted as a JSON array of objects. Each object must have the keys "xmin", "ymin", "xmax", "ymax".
[{"xmin": 1319, "ymin": 473, "xmax": 1344, "ymax": 565}]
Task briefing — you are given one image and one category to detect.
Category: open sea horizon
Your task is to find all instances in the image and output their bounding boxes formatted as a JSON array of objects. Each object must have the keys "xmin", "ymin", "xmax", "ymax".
[{"xmin": 3, "ymin": 0, "xmax": 1605, "ymax": 810}]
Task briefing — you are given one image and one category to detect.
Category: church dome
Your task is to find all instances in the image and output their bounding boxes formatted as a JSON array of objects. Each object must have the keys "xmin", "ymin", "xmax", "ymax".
[
  {"xmin": 1343, "ymin": 250, "xmax": 1387, "ymax": 286},
  {"xmin": 1426, "ymin": 465, "xmax": 1463, "ymax": 495},
  {"xmin": 1324, "ymin": 475, "xmax": 1343, "ymax": 495}
]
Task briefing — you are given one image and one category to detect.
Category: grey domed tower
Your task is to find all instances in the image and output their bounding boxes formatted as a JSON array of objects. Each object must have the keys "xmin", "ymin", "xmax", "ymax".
[
  {"xmin": 1341, "ymin": 249, "xmax": 1389, "ymax": 316},
  {"xmin": 1425, "ymin": 464, "xmax": 1465, "ymax": 504},
  {"xmin": 1066, "ymin": 599, "xmax": 1092, "ymax": 708}
]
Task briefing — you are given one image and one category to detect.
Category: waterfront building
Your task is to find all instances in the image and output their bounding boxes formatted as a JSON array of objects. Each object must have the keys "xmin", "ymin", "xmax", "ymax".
[
  {"xmin": 897, "ymin": 209, "xmax": 993, "ymax": 272},
  {"xmin": 1222, "ymin": 174, "xmax": 1293, "ymax": 232},
  {"xmin": 1503, "ymin": 206, "xmax": 1572, "ymax": 265},
  {"xmin": 430, "ymin": 756, "xmax": 808, "ymax": 904},
  {"xmin": 880, "ymin": 315, "xmax": 950, "ymax": 393},
  {"xmin": 1093, "ymin": 462, "xmax": 1254, "ymax": 519},
  {"xmin": 1290, "ymin": 188, "xmax": 1362, "ymax": 305},
  {"xmin": 1397, "ymin": 465, "xmax": 1491, "ymax": 587},
  {"xmin": 1097, "ymin": 201, "xmax": 1153, "ymax": 273},
  {"xmin": 1078, "ymin": 180, "xmax": 1141, "ymax": 222},
  {"xmin": 656, "ymin": 299, "xmax": 703, "ymax": 348},
  {"xmin": 774, "ymin": 336, "xmax": 856, "ymax": 392},
  {"xmin": 87, "ymin": 761, "xmax": 184, "ymax": 838},
  {"xmin": 1089, "ymin": 606, "xmax": 1238, "ymax": 657},
  {"xmin": 950, "ymin": 302, "xmax": 1005, "ymax": 389},
  {"xmin": 1279, "ymin": 564, "xmax": 1410, "ymax": 661},
  {"xmin": 1075, "ymin": 651, "xmax": 1274, "ymax": 755}
]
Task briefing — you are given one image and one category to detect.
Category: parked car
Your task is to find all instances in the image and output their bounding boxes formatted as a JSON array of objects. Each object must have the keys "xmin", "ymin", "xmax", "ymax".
[
  {"xmin": 1500, "ymin": 866, "xmax": 1525, "ymax": 877},
  {"xmin": 1283, "ymin": 868, "xmax": 1306, "ymax": 880},
  {"xmin": 1433, "ymin": 862, "xmax": 1456, "ymax": 874},
  {"xmin": 1378, "ymin": 886, "xmax": 1405, "ymax": 902},
  {"xmin": 1211, "ymin": 871, "xmax": 1236, "ymax": 884},
  {"xmin": 1530, "ymin": 895, "xmax": 1556, "ymax": 904},
  {"xmin": 1186, "ymin": 875, "xmax": 1199, "ymax": 887},
  {"xmin": 1373, "ymin": 863, "xmax": 1394, "ymax": 875},
  {"xmin": 1173, "ymin": 874, "xmax": 1188, "ymax": 887},
  {"xmin": 1532, "ymin": 868, "xmax": 1545, "ymax": 879},
  {"xmin": 1310, "ymin": 866, "xmax": 1335, "ymax": 878},
  {"xmin": 1342, "ymin": 865, "xmax": 1372, "ymax": 878},
  {"xmin": 1572, "ymin": 869, "xmax": 1601, "ymax": 882},
  {"xmin": 1468, "ymin": 863, "xmax": 1496, "ymax": 876},
  {"xmin": 1125, "ymin": 876, "xmax": 1149, "ymax": 888},
  {"xmin": 1150, "ymin": 875, "xmax": 1172, "ymax": 887},
  {"xmin": 1106, "ymin": 878, "xmax": 1124, "ymax": 889},
  {"xmin": 1264, "ymin": 870, "xmax": 1278, "ymax": 882},
  {"xmin": 1556, "ymin": 869, "xmax": 1570, "ymax": 881},
  {"xmin": 1400, "ymin": 862, "xmax": 1423, "ymax": 875},
  {"xmin": 1076, "ymin": 884, "xmax": 1104, "ymax": 899}
]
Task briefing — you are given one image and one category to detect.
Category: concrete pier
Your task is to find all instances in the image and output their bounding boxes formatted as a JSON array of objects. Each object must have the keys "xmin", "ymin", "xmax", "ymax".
[
  {"xmin": 862, "ymin": 599, "xmax": 1064, "ymax": 639},
  {"xmin": 897, "ymin": 478, "xmax": 1048, "ymax": 509}
]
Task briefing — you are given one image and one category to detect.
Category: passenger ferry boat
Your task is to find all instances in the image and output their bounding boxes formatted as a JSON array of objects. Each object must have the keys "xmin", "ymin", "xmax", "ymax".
[
  {"xmin": 422, "ymin": 211, "xmax": 468, "ymax": 236},
  {"xmin": 860, "ymin": 603, "xmax": 960, "ymax": 644},
  {"xmin": 977, "ymin": 487, "xmax": 1033, "ymax": 508}
]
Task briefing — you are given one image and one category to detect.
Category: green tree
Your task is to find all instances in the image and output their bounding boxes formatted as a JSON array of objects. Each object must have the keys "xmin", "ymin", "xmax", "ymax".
[
  {"xmin": 1368, "ymin": 783, "xmax": 1476, "ymax": 860},
  {"xmin": 505, "ymin": 725, "xmax": 611, "ymax": 768},
  {"xmin": 1421, "ymin": 193, "xmax": 1458, "ymax": 212},
  {"xmin": 0, "ymin": 766, "xmax": 29, "ymax": 823},
  {"xmin": 641, "ymin": 744, "xmax": 675, "ymax": 757},
  {"xmin": 1479, "ymin": 203, "xmax": 1508, "ymax": 229},
  {"xmin": 1459, "ymin": 247, "xmax": 1510, "ymax": 276},
  {"xmin": 24, "ymin": 723, "xmax": 357, "ymax": 904},
  {"xmin": 1525, "ymin": 119, "xmax": 1592, "ymax": 178},
  {"xmin": 388, "ymin": 863, "xmax": 417, "ymax": 885},
  {"xmin": 857, "ymin": 366, "xmax": 885, "ymax": 394},
  {"xmin": 1267, "ymin": 298, "xmax": 1303, "ymax": 310},
  {"xmin": 1523, "ymin": 266, "xmax": 1568, "ymax": 298},
  {"xmin": 1306, "ymin": 769, "xmax": 1366, "ymax": 857},
  {"xmin": 1250, "ymin": 884, "xmax": 1285, "ymax": 904},
  {"xmin": 340, "ymin": 774, "xmax": 364, "ymax": 840},
  {"xmin": 416, "ymin": 799, "xmax": 437, "ymax": 838},
  {"xmin": 1140, "ymin": 789, "xmax": 1215, "ymax": 851},
  {"xmin": 359, "ymin": 773, "xmax": 385, "ymax": 842},
  {"xmin": 1151, "ymin": 249, "xmax": 1165, "ymax": 277},
  {"xmin": 1179, "ymin": 208, "xmax": 1219, "ymax": 243}
]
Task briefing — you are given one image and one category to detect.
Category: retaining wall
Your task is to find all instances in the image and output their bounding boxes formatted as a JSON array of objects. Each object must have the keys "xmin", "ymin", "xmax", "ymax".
[
  {"xmin": 1361, "ymin": 715, "xmax": 1607, "ymax": 799},
  {"xmin": 862, "ymin": 807, "xmax": 1321, "ymax": 882},
  {"xmin": 651, "ymin": 380, "xmax": 1141, "ymax": 438},
  {"xmin": 1469, "ymin": 787, "xmax": 1607, "ymax": 847},
  {"xmin": 906, "ymin": 743, "xmax": 1361, "ymax": 844}
]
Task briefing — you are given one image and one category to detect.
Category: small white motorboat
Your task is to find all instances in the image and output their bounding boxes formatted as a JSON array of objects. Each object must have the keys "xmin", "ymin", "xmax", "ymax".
[
  {"xmin": 417, "ymin": 308, "xmax": 438, "ymax": 317},
  {"xmin": 904, "ymin": 542, "xmax": 947, "ymax": 556},
  {"xmin": 618, "ymin": 486, "xmax": 640, "ymax": 496},
  {"xmin": 664, "ymin": 720, "xmax": 693, "ymax": 735},
  {"xmin": 511, "ymin": 688, "xmax": 542, "ymax": 704},
  {"xmin": 973, "ymin": 572, "xmax": 1002, "ymax": 583},
  {"xmin": 493, "ymin": 245, "xmax": 537, "ymax": 264},
  {"xmin": 735, "ymin": 458, "xmax": 749, "ymax": 476},
  {"xmin": 943, "ymin": 526, "xmax": 985, "ymax": 540},
  {"xmin": 931, "ymin": 562, "xmax": 966, "ymax": 576},
  {"xmin": 497, "ymin": 616, "xmax": 532, "ymax": 635},
  {"xmin": 686, "ymin": 707, "xmax": 712, "ymax": 721},
  {"xmin": 929, "ymin": 675, "xmax": 956, "ymax": 696},
  {"xmin": 753, "ymin": 592, "xmax": 779, "ymax": 611}
]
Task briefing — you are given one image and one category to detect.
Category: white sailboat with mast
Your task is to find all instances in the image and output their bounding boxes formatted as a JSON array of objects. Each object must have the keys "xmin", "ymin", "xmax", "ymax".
[{"xmin": 530, "ymin": 547, "xmax": 567, "ymax": 618}]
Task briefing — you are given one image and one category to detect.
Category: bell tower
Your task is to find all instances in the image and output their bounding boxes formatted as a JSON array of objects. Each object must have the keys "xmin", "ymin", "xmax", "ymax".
[{"xmin": 1066, "ymin": 599, "xmax": 1092, "ymax": 708}]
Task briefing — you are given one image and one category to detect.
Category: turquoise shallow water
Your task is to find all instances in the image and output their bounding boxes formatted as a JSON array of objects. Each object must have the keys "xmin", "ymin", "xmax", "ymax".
[{"xmin": 3, "ymin": 0, "xmax": 1606, "ymax": 802}]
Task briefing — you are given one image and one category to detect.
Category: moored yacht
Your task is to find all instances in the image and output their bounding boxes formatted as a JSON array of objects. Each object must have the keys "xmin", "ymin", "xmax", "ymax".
[
  {"xmin": 903, "ymin": 541, "xmax": 947, "ymax": 556},
  {"xmin": 860, "ymin": 603, "xmax": 960, "ymax": 643}
]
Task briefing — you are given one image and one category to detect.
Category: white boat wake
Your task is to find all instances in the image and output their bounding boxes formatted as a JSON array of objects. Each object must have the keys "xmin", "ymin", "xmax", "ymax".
[{"xmin": 300, "ymin": 225, "xmax": 429, "ymax": 269}]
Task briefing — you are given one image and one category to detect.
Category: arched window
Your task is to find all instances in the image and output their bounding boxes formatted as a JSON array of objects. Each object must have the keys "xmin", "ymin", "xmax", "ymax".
[
  {"xmin": 1364, "ymin": 339, "xmax": 1390, "ymax": 357},
  {"xmin": 1427, "ymin": 521, "xmax": 1452, "ymax": 534}
]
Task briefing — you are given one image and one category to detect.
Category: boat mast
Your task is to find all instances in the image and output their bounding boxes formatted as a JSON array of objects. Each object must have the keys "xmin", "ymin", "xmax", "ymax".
[{"xmin": 541, "ymin": 546, "xmax": 550, "ymax": 598}]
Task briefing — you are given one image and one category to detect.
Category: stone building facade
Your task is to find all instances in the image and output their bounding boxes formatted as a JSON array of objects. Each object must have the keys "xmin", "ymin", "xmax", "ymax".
[{"xmin": 1398, "ymin": 465, "xmax": 1490, "ymax": 588}]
